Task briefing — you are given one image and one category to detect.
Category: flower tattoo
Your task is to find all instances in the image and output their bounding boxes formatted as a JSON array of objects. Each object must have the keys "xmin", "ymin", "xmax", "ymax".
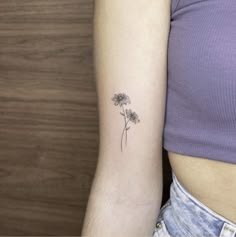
[
  {"xmin": 111, "ymin": 93, "xmax": 131, "ymax": 106},
  {"xmin": 126, "ymin": 109, "xmax": 140, "ymax": 124},
  {"xmin": 111, "ymin": 93, "xmax": 140, "ymax": 152}
]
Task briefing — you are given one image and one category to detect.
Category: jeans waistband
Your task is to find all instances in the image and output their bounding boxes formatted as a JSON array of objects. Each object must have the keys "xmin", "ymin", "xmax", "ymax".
[{"xmin": 170, "ymin": 170, "xmax": 236, "ymax": 237}]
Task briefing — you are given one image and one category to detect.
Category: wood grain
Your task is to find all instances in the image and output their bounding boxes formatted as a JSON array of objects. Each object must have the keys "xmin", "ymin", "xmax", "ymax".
[
  {"xmin": 0, "ymin": 0, "xmax": 97, "ymax": 235},
  {"xmin": 0, "ymin": 0, "xmax": 172, "ymax": 235}
]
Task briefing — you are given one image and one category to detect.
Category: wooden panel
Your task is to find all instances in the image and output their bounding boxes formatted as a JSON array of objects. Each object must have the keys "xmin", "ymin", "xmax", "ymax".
[
  {"xmin": 0, "ymin": 0, "xmax": 97, "ymax": 235},
  {"xmin": 0, "ymin": 0, "xmax": 172, "ymax": 235}
]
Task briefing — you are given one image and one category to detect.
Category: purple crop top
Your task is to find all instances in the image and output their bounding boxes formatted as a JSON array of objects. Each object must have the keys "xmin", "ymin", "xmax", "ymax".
[{"xmin": 162, "ymin": 0, "xmax": 236, "ymax": 164}]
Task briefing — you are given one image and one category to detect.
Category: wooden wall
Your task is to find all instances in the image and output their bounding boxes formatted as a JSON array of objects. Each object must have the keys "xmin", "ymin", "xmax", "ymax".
[
  {"xmin": 0, "ymin": 0, "xmax": 171, "ymax": 235},
  {"xmin": 0, "ymin": 0, "xmax": 98, "ymax": 235}
]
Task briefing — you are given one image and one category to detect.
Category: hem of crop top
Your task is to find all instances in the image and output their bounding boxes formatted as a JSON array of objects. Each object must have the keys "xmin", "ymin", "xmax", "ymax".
[{"xmin": 163, "ymin": 141, "xmax": 236, "ymax": 165}]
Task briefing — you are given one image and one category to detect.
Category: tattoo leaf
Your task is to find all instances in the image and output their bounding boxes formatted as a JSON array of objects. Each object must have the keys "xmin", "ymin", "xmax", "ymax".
[
  {"xmin": 126, "ymin": 127, "xmax": 130, "ymax": 130},
  {"xmin": 120, "ymin": 112, "xmax": 125, "ymax": 116}
]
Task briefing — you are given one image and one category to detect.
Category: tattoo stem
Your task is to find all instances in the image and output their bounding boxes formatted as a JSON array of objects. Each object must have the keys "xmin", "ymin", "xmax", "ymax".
[
  {"xmin": 121, "ymin": 105, "xmax": 128, "ymax": 146},
  {"xmin": 121, "ymin": 119, "xmax": 130, "ymax": 152}
]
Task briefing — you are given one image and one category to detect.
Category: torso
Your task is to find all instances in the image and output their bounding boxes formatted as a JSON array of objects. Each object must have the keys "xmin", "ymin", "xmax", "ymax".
[
  {"xmin": 166, "ymin": 0, "xmax": 236, "ymax": 223},
  {"xmin": 168, "ymin": 151, "xmax": 236, "ymax": 224}
]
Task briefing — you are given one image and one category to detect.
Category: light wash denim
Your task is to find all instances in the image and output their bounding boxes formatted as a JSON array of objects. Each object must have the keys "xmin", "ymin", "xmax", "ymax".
[{"xmin": 152, "ymin": 171, "xmax": 236, "ymax": 237}]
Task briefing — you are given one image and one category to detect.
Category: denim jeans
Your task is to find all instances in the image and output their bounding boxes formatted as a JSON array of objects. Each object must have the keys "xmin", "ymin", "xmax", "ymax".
[{"xmin": 152, "ymin": 171, "xmax": 236, "ymax": 237}]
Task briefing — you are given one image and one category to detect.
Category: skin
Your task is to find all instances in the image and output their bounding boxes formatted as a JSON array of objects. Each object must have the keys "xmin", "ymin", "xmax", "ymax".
[
  {"xmin": 82, "ymin": 0, "xmax": 170, "ymax": 236},
  {"xmin": 169, "ymin": 152, "xmax": 236, "ymax": 223}
]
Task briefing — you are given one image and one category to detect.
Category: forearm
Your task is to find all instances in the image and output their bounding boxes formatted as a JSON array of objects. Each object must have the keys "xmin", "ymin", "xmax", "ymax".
[
  {"xmin": 82, "ymin": 0, "xmax": 170, "ymax": 236},
  {"xmin": 82, "ymin": 153, "xmax": 163, "ymax": 236}
]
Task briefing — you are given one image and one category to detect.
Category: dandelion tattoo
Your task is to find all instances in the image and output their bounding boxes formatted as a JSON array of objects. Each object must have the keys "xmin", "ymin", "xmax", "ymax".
[{"xmin": 111, "ymin": 93, "xmax": 140, "ymax": 152}]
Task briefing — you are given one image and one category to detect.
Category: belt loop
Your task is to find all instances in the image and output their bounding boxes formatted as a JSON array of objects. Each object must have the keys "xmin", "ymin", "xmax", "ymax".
[{"xmin": 219, "ymin": 222, "xmax": 236, "ymax": 237}]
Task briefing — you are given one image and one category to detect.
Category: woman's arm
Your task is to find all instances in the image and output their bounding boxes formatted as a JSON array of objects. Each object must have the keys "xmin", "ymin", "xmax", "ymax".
[{"xmin": 82, "ymin": 0, "xmax": 171, "ymax": 236}]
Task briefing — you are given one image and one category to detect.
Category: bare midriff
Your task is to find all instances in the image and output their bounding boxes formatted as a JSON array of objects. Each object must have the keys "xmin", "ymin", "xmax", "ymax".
[{"xmin": 168, "ymin": 151, "xmax": 236, "ymax": 224}]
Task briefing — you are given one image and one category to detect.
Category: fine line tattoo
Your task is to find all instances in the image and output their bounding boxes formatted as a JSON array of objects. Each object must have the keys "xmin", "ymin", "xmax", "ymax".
[{"xmin": 111, "ymin": 93, "xmax": 140, "ymax": 152}]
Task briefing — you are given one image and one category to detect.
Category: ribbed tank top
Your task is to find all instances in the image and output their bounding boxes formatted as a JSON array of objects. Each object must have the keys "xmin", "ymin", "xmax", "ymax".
[{"xmin": 163, "ymin": 0, "xmax": 236, "ymax": 164}]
